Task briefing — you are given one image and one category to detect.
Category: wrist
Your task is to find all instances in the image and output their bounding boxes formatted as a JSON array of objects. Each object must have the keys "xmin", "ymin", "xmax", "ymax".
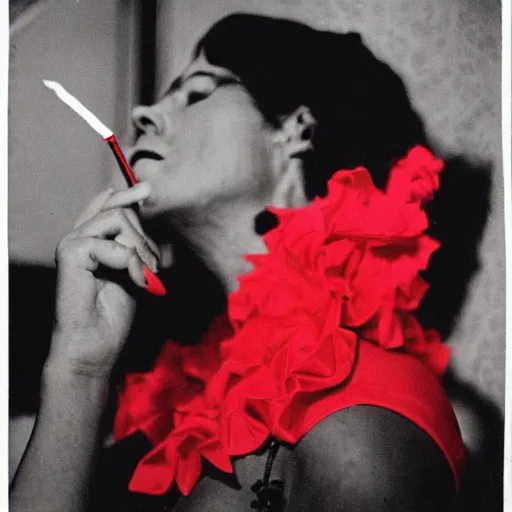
[
  {"xmin": 43, "ymin": 356, "xmax": 111, "ymax": 385},
  {"xmin": 47, "ymin": 325, "xmax": 117, "ymax": 382},
  {"xmin": 40, "ymin": 366, "xmax": 109, "ymax": 426},
  {"xmin": 42, "ymin": 360, "xmax": 110, "ymax": 405}
]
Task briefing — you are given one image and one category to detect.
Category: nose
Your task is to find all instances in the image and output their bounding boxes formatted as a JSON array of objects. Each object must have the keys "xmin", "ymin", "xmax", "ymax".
[{"xmin": 131, "ymin": 105, "xmax": 166, "ymax": 135}]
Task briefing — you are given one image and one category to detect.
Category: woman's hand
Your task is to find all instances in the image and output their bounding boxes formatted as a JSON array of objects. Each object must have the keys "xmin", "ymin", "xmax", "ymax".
[{"xmin": 47, "ymin": 182, "xmax": 161, "ymax": 381}]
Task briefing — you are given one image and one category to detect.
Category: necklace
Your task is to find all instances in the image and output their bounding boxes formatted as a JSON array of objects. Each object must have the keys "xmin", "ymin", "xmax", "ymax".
[{"xmin": 250, "ymin": 438, "xmax": 283, "ymax": 512}]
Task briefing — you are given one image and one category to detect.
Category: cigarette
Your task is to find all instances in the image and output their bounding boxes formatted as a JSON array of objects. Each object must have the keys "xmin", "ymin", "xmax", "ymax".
[
  {"xmin": 43, "ymin": 79, "xmax": 137, "ymax": 187},
  {"xmin": 43, "ymin": 79, "xmax": 166, "ymax": 296}
]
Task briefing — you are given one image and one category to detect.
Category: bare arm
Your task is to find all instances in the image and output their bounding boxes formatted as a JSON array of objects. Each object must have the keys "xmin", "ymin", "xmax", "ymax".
[
  {"xmin": 9, "ymin": 183, "xmax": 161, "ymax": 511},
  {"xmin": 9, "ymin": 354, "xmax": 108, "ymax": 511}
]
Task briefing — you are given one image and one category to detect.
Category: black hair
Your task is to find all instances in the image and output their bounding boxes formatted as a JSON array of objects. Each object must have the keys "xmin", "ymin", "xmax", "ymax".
[{"xmin": 196, "ymin": 13, "xmax": 428, "ymax": 198}]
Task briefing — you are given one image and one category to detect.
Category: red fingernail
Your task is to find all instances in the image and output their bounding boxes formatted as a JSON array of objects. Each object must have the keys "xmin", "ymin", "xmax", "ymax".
[{"xmin": 143, "ymin": 266, "xmax": 167, "ymax": 296}]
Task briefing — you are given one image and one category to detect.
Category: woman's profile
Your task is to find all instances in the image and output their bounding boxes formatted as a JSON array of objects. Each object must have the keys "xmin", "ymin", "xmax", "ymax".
[{"xmin": 10, "ymin": 13, "xmax": 465, "ymax": 512}]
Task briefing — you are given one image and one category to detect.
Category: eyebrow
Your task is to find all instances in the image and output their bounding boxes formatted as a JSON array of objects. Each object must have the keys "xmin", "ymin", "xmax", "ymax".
[{"xmin": 163, "ymin": 70, "xmax": 241, "ymax": 98}]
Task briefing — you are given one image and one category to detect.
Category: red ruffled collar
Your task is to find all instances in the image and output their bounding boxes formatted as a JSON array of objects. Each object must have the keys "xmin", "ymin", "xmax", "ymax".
[{"xmin": 114, "ymin": 145, "xmax": 450, "ymax": 496}]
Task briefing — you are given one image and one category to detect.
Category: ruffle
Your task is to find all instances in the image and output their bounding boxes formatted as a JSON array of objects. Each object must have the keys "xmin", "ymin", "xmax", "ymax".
[{"xmin": 114, "ymin": 145, "xmax": 449, "ymax": 496}]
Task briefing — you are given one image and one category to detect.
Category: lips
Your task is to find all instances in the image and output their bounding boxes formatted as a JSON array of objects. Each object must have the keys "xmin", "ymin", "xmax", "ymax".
[{"xmin": 130, "ymin": 150, "xmax": 164, "ymax": 168}]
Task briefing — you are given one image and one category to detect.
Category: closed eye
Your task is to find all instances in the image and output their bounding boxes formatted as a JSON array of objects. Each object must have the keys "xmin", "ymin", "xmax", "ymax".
[
  {"xmin": 186, "ymin": 76, "xmax": 242, "ymax": 106},
  {"xmin": 187, "ymin": 90, "xmax": 210, "ymax": 105}
]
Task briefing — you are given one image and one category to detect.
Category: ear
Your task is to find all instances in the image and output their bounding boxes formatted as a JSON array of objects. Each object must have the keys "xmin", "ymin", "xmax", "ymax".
[{"xmin": 279, "ymin": 105, "xmax": 317, "ymax": 158}]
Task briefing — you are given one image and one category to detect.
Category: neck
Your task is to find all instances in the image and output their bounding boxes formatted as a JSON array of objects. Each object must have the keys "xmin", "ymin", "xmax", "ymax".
[{"xmin": 167, "ymin": 200, "xmax": 269, "ymax": 294}]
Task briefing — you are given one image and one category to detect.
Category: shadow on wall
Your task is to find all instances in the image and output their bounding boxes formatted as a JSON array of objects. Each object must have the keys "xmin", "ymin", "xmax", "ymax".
[{"xmin": 418, "ymin": 156, "xmax": 492, "ymax": 341}]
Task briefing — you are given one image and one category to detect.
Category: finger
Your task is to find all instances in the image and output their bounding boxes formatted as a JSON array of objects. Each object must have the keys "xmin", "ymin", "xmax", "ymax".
[
  {"xmin": 159, "ymin": 243, "xmax": 174, "ymax": 268},
  {"xmin": 102, "ymin": 181, "xmax": 153, "ymax": 210},
  {"xmin": 72, "ymin": 209, "xmax": 158, "ymax": 272},
  {"xmin": 92, "ymin": 239, "xmax": 147, "ymax": 289},
  {"xmin": 124, "ymin": 208, "xmax": 162, "ymax": 260},
  {"xmin": 74, "ymin": 187, "xmax": 116, "ymax": 229},
  {"xmin": 59, "ymin": 237, "xmax": 147, "ymax": 288}
]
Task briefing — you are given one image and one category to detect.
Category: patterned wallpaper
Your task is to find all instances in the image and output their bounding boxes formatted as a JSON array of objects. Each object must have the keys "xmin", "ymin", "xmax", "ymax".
[{"xmin": 157, "ymin": 0, "xmax": 505, "ymax": 417}]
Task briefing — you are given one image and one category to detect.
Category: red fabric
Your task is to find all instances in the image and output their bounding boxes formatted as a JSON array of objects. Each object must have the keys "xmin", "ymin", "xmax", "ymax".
[{"xmin": 114, "ymin": 146, "xmax": 464, "ymax": 496}]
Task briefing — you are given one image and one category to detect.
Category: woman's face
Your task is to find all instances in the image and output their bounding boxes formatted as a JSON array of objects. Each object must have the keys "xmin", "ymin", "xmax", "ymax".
[{"xmin": 128, "ymin": 53, "xmax": 280, "ymax": 218}]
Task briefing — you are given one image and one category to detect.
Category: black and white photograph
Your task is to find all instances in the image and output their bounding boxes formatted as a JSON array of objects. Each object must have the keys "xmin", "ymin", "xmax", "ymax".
[{"xmin": 7, "ymin": 1, "xmax": 507, "ymax": 510}]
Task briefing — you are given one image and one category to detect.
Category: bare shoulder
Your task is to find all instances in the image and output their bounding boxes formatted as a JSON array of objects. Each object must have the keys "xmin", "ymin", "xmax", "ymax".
[{"xmin": 288, "ymin": 406, "xmax": 456, "ymax": 511}]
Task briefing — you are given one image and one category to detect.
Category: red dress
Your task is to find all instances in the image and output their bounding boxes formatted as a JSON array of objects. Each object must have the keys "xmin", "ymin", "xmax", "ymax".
[{"xmin": 114, "ymin": 146, "xmax": 465, "ymax": 496}]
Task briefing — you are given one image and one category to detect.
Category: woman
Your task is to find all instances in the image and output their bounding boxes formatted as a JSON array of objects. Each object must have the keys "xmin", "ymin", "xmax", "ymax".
[{"xmin": 10, "ymin": 14, "xmax": 464, "ymax": 511}]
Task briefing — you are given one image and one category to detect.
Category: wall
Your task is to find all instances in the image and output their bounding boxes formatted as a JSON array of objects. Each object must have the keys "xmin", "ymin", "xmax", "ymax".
[
  {"xmin": 8, "ymin": 0, "xmax": 137, "ymax": 264},
  {"xmin": 156, "ymin": 0, "xmax": 505, "ymax": 416}
]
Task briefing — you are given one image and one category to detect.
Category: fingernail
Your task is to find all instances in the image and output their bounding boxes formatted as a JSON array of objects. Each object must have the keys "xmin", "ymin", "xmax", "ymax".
[{"xmin": 143, "ymin": 266, "xmax": 166, "ymax": 296}]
